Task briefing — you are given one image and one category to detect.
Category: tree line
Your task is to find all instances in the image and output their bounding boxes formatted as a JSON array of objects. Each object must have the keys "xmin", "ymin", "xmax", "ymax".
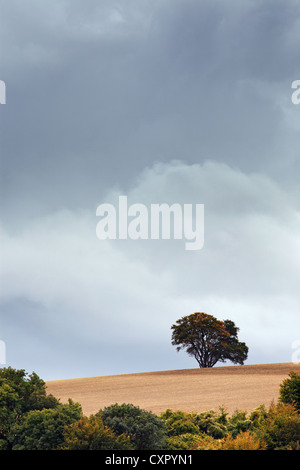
[{"xmin": 0, "ymin": 366, "xmax": 299, "ymax": 450}]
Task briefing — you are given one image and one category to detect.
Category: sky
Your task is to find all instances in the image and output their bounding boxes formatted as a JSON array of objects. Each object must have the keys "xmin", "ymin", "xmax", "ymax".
[{"xmin": 1, "ymin": 0, "xmax": 300, "ymax": 381}]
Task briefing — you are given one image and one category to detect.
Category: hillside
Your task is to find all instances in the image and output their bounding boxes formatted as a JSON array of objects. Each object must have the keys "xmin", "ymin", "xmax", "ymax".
[{"xmin": 46, "ymin": 362, "xmax": 300, "ymax": 416}]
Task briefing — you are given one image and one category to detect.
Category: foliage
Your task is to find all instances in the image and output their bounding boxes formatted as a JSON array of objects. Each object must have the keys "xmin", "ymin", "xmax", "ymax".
[
  {"xmin": 1, "ymin": 367, "xmax": 299, "ymax": 451},
  {"xmin": 0, "ymin": 367, "xmax": 59, "ymax": 413},
  {"xmin": 171, "ymin": 312, "xmax": 248, "ymax": 368},
  {"xmin": 226, "ymin": 409, "xmax": 253, "ymax": 438},
  {"xmin": 61, "ymin": 414, "xmax": 134, "ymax": 450},
  {"xmin": 0, "ymin": 367, "xmax": 60, "ymax": 449},
  {"xmin": 193, "ymin": 409, "xmax": 228, "ymax": 438},
  {"xmin": 218, "ymin": 430, "xmax": 267, "ymax": 450},
  {"xmin": 10, "ymin": 399, "xmax": 82, "ymax": 450},
  {"xmin": 161, "ymin": 398, "xmax": 300, "ymax": 451},
  {"xmin": 253, "ymin": 402, "xmax": 300, "ymax": 450},
  {"xmin": 167, "ymin": 432, "xmax": 217, "ymax": 450},
  {"xmin": 279, "ymin": 371, "xmax": 300, "ymax": 411},
  {"xmin": 161, "ymin": 407, "xmax": 248, "ymax": 443},
  {"xmin": 160, "ymin": 409, "xmax": 200, "ymax": 437},
  {"xmin": 100, "ymin": 403, "xmax": 167, "ymax": 450},
  {"xmin": 0, "ymin": 381, "xmax": 20, "ymax": 449}
]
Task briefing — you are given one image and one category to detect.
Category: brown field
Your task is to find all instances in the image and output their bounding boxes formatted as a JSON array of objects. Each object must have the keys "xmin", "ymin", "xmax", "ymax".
[{"xmin": 46, "ymin": 362, "xmax": 300, "ymax": 416}]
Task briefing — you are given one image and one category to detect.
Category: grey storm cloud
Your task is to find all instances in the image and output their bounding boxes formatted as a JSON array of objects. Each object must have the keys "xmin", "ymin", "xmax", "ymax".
[
  {"xmin": 1, "ymin": 0, "xmax": 300, "ymax": 217},
  {"xmin": 0, "ymin": 0, "xmax": 300, "ymax": 380}
]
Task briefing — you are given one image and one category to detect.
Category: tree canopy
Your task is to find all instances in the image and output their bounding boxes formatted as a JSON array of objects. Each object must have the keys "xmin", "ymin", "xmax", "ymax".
[
  {"xmin": 171, "ymin": 312, "xmax": 248, "ymax": 368},
  {"xmin": 279, "ymin": 371, "xmax": 300, "ymax": 411},
  {"xmin": 10, "ymin": 400, "xmax": 82, "ymax": 450},
  {"xmin": 0, "ymin": 366, "xmax": 60, "ymax": 449},
  {"xmin": 100, "ymin": 403, "xmax": 167, "ymax": 450}
]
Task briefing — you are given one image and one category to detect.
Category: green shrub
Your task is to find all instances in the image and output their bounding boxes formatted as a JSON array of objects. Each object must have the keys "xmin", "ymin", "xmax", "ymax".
[
  {"xmin": 0, "ymin": 367, "xmax": 59, "ymax": 413},
  {"xmin": 100, "ymin": 403, "xmax": 167, "ymax": 450},
  {"xmin": 10, "ymin": 399, "xmax": 82, "ymax": 450},
  {"xmin": 160, "ymin": 410, "xmax": 199, "ymax": 436},
  {"xmin": 161, "ymin": 408, "xmax": 228, "ymax": 440},
  {"xmin": 62, "ymin": 414, "xmax": 134, "ymax": 450},
  {"xmin": 220, "ymin": 430, "xmax": 267, "ymax": 450},
  {"xmin": 0, "ymin": 367, "xmax": 60, "ymax": 449},
  {"xmin": 193, "ymin": 409, "xmax": 227, "ymax": 439},
  {"xmin": 249, "ymin": 404, "xmax": 269, "ymax": 428},
  {"xmin": 279, "ymin": 371, "xmax": 300, "ymax": 412},
  {"xmin": 254, "ymin": 402, "xmax": 300, "ymax": 450},
  {"xmin": 167, "ymin": 432, "xmax": 218, "ymax": 450},
  {"xmin": 226, "ymin": 409, "xmax": 253, "ymax": 438}
]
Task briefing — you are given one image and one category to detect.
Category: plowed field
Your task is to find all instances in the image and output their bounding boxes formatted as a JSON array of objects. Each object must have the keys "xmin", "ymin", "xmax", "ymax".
[{"xmin": 46, "ymin": 362, "xmax": 300, "ymax": 416}]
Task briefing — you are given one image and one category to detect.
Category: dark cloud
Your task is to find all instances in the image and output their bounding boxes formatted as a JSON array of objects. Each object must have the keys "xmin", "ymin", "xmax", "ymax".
[
  {"xmin": 1, "ymin": 0, "xmax": 300, "ymax": 379},
  {"xmin": 1, "ymin": 0, "xmax": 300, "ymax": 218}
]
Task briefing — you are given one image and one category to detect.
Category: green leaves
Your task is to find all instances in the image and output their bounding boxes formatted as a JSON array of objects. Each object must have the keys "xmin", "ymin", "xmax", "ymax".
[
  {"xmin": 171, "ymin": 312, "xmax": 248, "ymax": 368},
  {"xmin": 279, "ymin": 371, "xmax": 300, "ymax": 411},
  {"xmin": 62, "ymin": 414, "xmax": 134, "ymax": 450},
  {"xmin": 0, "ymin": 366, "xmax": 61, "ymax": 449},
  {"xmin": 10, "ymin": 400, "xmax": 82, "ymax": 450},
  {"xmin": 100, "ymin": 403, "xmax": 167, "ymax": 450}
]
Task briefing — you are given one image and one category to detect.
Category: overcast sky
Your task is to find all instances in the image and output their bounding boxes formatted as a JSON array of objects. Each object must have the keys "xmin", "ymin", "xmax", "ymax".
[{"xmin": 1, "ymin": 0, "xmax": 300, "ymax": 381}]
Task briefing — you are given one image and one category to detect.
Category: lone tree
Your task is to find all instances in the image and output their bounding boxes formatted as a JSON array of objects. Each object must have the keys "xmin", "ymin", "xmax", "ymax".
[{"xmin": 171, "ymin": 312, "xmax": 248, "ymax": 368}]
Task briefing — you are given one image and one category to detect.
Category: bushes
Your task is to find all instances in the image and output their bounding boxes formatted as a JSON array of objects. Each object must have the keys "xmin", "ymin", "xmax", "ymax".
[
  {"xmin": 160, "ymin": 409, "xmax": 200, "ymax": 437},
  {"xmin": 160, "ymin": 408, "xmax": 228, "ymax": 440},
  {"xmin": 100, "ymin": 403, "xmax": 167, "ymax": 450},
  {"xmin": 1, "ymin": 366, "xmax": 300, "ymax": 450},
  {"xmin": 218, "ymin": 430, "xmax": 267, "ymax": 450},
  {"xmin": 10, "ymin": 400, "xmax": 82, "ymax": 450},
  {"xmin": 193, "ymin": 409, "xmax": 228, "ymax": 438},
  {"xmin": 0, "ymin": 367, "xmax": 60, "ymax": 449},
  {"xmin": 167, "ymin": 432, "xmax": 218, "ymax": 450},
  {"xmin": 0, "ymin": 367, "xmax": 59, "ymax": 413},
  {"xmin": 226, "ymin": 409, "xmax": 253, "ymax": 437},
  {"xmin": 253, "ymin": 402, "xmax": 300, "ymax": 450},
  {"xmin": 160, "ymin": 399, "xmax": 300, "ymax": 450},
  {"xmin": 62, "ymin": 414, "xmax": 134, "ymax": 450},
  {"xmin": 279, "ymin": 371, "xmax": 300, "ymax": 411}
]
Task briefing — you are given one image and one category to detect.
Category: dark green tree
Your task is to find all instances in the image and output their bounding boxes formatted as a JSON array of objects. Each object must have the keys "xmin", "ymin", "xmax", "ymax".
[
  {"xmin": 10, "ymin": 400, "xmax": 82, "ymax": 450},
  {"xmin": 99, "ymin": 403, "xmax": 167, "ymax": 450},
  {"xmin": 279, "ymin": 371, "xmax": 300, "ymax": 412},
  {"xmin": 0, "ymin": 367, "xmax": 59, "ymax": 413},
  {"xmin": 0, "ymin": 367, "xmax": 60, "ymax": 449},
  {"xmin": 171, "ymin": 312, "xmax": 248, "ymax": 368},
  {"xmin": 0, "ymin": 381, "xmax": 20, "ymax": 449}
]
